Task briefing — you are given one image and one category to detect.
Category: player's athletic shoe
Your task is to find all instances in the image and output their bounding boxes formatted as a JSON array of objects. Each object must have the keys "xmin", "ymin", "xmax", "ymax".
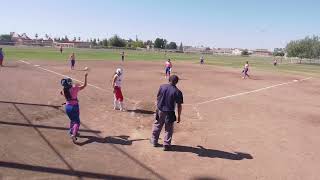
[
  {"xmin": 69, "ymin": 131, "xmax": 80, "ymax": 136},
  {"xmin": 163, "ymin": 145, "xmax": 172, "ymax": 151},
  {"xmin": 150, "ymin": 140, "xmax": 161, "ymax": 147},
  {"xmin": 71, "ymin": 135, "xmax": 77, "ymax": 143}
]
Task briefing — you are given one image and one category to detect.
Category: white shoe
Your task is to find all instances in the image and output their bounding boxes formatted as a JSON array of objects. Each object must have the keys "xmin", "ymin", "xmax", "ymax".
[{"xmin": 71, "ymin": 135, "xmax": 77, "ymax": 143}]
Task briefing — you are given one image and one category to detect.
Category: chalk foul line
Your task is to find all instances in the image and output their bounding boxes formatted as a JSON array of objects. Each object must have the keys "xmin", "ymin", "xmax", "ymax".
[
  {"xmin": 20, "ymin": 60, "xmax": 313, "ymax": 107},
  {"xmin": 185, "ymin": 77, "xmax": 312, "ymax": 106},
  {"xmin": 19, "ymin": 60, "xmax": 136, "ymax": 103}
]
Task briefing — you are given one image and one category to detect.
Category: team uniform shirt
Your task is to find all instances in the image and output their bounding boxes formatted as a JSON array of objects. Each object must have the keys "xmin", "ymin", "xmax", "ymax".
[
  {"xmin": 157, "ymin": 84, "xmax": 183, "ymax": 112},
  {"xmin": 114, "ymin": 74, "xmax": 122, "ymax": 87},
  {"xmin": 244, "ymin": 64, "xmax": 249, "ymax": 71},
  {"xmin": 66, "ymin": 85, "xmax": 80, "ymax": 105},
  {"xmin": 114, "ymin": 74, "xmax": 124, "ymax": 101},
  {"xmin": 165, "ymin": 61, "xmax": 172, "ymax": 74},
  {"xmin": 165, "ymin": 61, "xmax": 172, "ymax": 68}
]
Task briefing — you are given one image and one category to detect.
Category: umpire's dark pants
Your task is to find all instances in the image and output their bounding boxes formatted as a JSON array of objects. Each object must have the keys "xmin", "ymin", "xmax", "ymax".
[{"xmin": 151, "ymin": 110, "xmax": 174, "ymax": 146}]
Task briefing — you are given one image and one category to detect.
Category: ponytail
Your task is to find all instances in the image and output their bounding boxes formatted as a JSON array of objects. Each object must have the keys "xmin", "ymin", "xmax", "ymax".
[{"xmin": 63, "ymin": 87, "xmax": 72, "ymax": 101}]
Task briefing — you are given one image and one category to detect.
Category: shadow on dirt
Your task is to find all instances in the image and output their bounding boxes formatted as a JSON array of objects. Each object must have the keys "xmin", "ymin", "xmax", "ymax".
[
  {"xmin": 0, "ymin": 120, "xmax": 101, "ymax": 134},
  {"xmin": 0, "ymin": 161, "xmax": 146, "ymax": 180},
  {"xmin": 1, "ymin": 65, "xmax": 19, "ymax": 68},
  {"xmin": 76, "ymin": 135, "xmax": 149, "ymax": 146},
  {"xmin": 0, "ymin": 100, "xmax": 62, "ymax": 109},
  {"xmin": 127, "ymin": 109, "xmax": 155, "ymax": 115},
  {"xmin": 1, "ymin": 100, "xmax": 164, "ymax": 180},
  {"xmin": 192, "ymin": 177, "xmax": 224, "ymax": 180},
  {"xmin": 170, "ymin": 145, "xmax": 253, "ymax": 160}
]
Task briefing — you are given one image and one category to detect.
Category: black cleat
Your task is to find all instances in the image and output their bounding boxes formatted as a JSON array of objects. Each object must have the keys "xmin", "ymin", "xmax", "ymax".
[
  {"xmin": 163, "ymin": 145, "xmax": 171, "ymax": 151},
  {"xmin": 150, "ymin": 140, "xmax": 161, "ymax": 147}
]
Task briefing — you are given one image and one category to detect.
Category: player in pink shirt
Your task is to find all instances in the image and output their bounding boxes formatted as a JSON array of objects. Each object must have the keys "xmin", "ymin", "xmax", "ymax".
[
  {"xmin": 60, "ymin": 73, "xmax": 88, "ymax": 143},
  {"xmin": 165, "ymin": 59, "xmax": 172, "ymax": 79}
]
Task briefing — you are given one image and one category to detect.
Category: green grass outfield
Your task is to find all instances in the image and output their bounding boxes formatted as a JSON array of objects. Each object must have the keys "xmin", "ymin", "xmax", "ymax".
[{"xmin": 2, "ymin": 46, "xmax": 320, "ymax": 76}]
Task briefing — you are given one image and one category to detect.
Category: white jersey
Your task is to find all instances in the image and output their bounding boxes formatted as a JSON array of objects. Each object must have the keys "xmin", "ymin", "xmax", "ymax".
[{"xmin": 114, "ymin": 74, "xmax": 122, "ymax": 87}]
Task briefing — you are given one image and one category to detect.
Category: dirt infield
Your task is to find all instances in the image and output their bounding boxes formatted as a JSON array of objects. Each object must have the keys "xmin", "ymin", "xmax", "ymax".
[{"xmin": 0, "ymin": 60, "xmax": 319, "ymax": 180}]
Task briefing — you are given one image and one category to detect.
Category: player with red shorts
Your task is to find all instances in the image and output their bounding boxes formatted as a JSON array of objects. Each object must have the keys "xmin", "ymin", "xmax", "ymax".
[{"xmin": 112, "ymin": 68, "xmax": 125, "ymax": 111}]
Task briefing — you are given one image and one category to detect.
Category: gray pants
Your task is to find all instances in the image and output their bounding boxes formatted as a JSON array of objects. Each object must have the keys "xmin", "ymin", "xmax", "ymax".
[{"xmin": 151, "ymin": 111, "xmax": 174, "ymax": 146}]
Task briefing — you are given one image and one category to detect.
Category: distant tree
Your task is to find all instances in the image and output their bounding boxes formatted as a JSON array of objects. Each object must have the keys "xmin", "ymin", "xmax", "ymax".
[
  {"xmin": 0, "ymin": 34, "xmax": 12, "ymax": 41},
  {"xmin": 273, "ymin": 51, "xmax": 285, "ymax": 57},
  {"xmin": 92, "ymin": 38, "xmax": 98, "ymax": 46},
  {"xmin": 64, "ymin": 35, "xmax": 69, "ymax": 42},
  {"xmin": 179, "ymin": 42, "xmax": 183, "ymax": 52},
  {"xmin": 286, "ymin": 35, "xmax": 320, "ymax": 59},
  {"xmin": 145, "ymin": 40, "xmax": 153, "ymax": 46},
  {"xmin": 73, "ymin": 37, "xmax": 77, "ymax": 41},
  {"xmin": 78, "ymin": 37, "xmax": 81, "ymax": 41},
  {"xmin": 166, "ymin": 42, "xmax": 177, "ymax": 49},
  {"xmin": 45, "ymin": 34, "xmax": 49, "ymax": 40},
  {"xmin": 109, "ymin": 35, "xmax": 126, "ymax": 47},
  {"xmin": 154, "ymin": 38, "xmax": 167, "ymax": 49},
  {"xmin": 241, "ymin": 49, "xmax": 249, "ymax": 56},
  {"xmin": 133, "ymin": 40, "xmax": 144, "ymax": 48},
  {"xmin": 35, "ymin": 33, "xmax": 38, "ymax": 40},
  {"xmin": 102, "ymin": 39, "xmax": 108, "ymax": 47},
  {"xmin": 54, "ymin": 37, "xmax": 61, "ymax": 42},
  {"xmin": 127, "ymin": 38, "xmax": 134, "ymax": 48}
]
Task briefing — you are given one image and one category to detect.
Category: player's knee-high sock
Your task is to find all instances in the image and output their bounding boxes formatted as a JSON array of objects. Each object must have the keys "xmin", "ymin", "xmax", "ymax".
[
  {"xmin": 114, "ymin": 98, "xmax": 118, "ymax": 109},
  {"xmin": 119, "ymin": 101, "xmax": 124, "ymax": 111}
]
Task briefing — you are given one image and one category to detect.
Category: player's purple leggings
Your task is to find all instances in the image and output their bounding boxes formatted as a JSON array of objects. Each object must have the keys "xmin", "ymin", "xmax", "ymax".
[{"xmin": 65, "ymin": 104, "xmax": 80, "ymax": 136}]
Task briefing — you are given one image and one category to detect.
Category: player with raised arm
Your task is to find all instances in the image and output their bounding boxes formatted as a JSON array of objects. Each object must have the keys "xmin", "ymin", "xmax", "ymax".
[{"xmin": 60, "ymin": 73, "xmax": 88, "ymax": 143}]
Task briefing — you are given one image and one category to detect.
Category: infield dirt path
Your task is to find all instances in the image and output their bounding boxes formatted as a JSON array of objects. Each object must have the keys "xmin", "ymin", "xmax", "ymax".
[{"xmin": 0, "ymin": 60, "xmax": 319, "ymax": 180}]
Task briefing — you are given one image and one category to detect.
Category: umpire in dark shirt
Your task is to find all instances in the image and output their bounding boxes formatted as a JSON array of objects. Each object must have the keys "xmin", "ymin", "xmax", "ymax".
[{"xmin": 151, "ymin": 75, "xmax": 183, "ymax": 151}]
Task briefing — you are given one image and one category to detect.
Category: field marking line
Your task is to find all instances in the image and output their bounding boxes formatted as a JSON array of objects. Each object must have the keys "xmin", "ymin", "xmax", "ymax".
[
  {"xmin": 20, "ymin": 60, "xmax": 31, "ymax": 64},
  {"xmin": 185, "ymin": 77, "xmax": 312, "ymax": 106},
  {"xmin": 192, "ymin": 105, "xmax": 203, "ymax": 121},
  {"xmin": 19, "ymin": 60, "xmax": 136, "ymax": 103}
]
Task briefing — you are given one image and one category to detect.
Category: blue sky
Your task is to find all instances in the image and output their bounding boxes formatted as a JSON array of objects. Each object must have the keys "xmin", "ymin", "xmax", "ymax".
[{"xmin": 1, "ymin": 0, "xmax": 319, "ymax": 49}]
